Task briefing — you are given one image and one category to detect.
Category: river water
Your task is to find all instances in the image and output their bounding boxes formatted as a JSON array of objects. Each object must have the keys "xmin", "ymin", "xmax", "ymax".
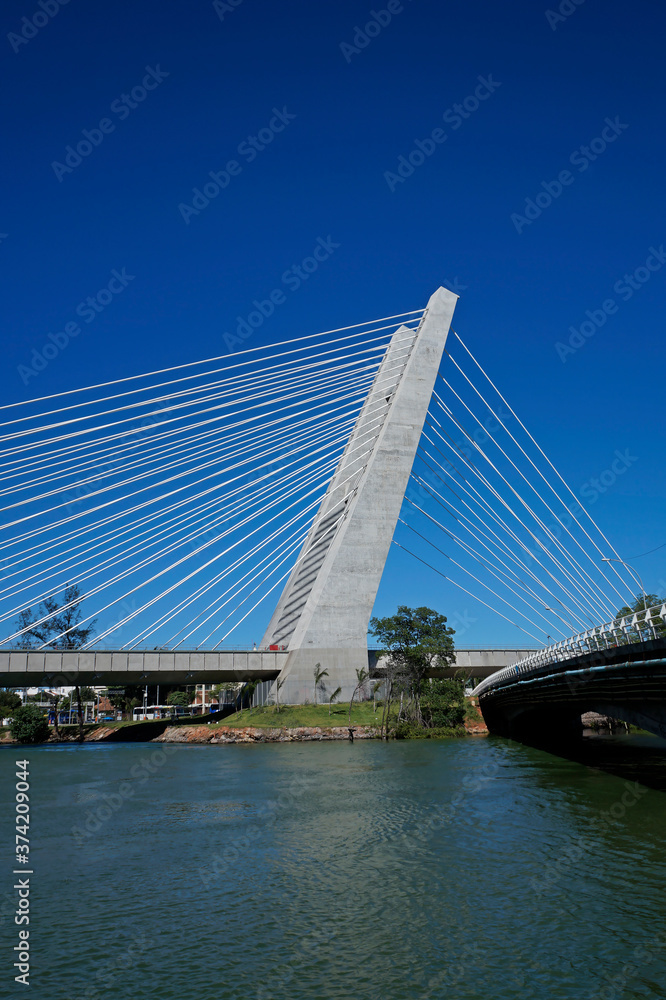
[{"xmin": 2, "ymin": 735, "xmax": 666, "ymax": 1000}]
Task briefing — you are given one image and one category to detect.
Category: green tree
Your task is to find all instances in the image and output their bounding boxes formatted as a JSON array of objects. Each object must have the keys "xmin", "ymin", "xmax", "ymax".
[
  {"xmin": 10, "ymin": 705, "xmax": 50, "ymax": 744},
  {"xmin": 108, "ymin": 685, "xmax": 144, "ymax": 721},
  {"xmin": 313, "ymin": 663, "xmax": 328, "ymax": 706},
  {"xmin": 348, "ymin": 667, "xmax": 368, "ymax": 724},
  {"xmin": 377, "ymin": 655, "xmax": 402, "ymax": 740},
  {"xmin": 60, "ymin": 687, "xmax": 96, "ymax": 715},
  {"xmin": 212, "ymin": 682, "xmax": 237, "ymax": 706},
  {"xmin": 329, "ymin": 686, "xmax": 342, "ymax": 716},
  {"xmin": 49, "ymin": 692, "xmax": 62, "ymax": 735},
  {"xmin": 369, "ymin": 606, "xmax": 456, "ymax": 727},
  {"xmin": 166, "ymin": 690, "xmax": 192, "ymax": 708},
  {"xmin": 615, "ymin": 593, "xmax": 666, "ymax": 639},
  {"xmin": 0, "ymin": 690, "xmax": 23, "ymax": 716},
  {"xmin": 14, "ymin": 584, "xmax": 97, "ymax": 741},
  {"xmin": 239, "ymin": 680, "xmax": 258, "ymax": 716},
  {"xmin": 420, "ymin": 678, "xmax": 466, "ymax": 730}
]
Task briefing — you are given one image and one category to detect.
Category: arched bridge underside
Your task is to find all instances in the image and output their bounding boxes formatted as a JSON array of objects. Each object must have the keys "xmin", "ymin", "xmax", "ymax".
[{"xmin": 478, "ymin": 639, "xmax": 666, "ymax": 741}]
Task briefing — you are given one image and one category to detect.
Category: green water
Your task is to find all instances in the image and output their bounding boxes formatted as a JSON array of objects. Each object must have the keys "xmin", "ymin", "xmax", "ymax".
[{"xmin": 2, "ymin": 735, "xmax": 666, "ymax": 999}]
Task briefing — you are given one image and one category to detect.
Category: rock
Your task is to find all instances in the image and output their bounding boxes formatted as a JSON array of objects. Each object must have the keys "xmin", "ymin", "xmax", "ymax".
[{"xmin": 152, "ymin": 725, "xmax": 381, "ymax": 744}]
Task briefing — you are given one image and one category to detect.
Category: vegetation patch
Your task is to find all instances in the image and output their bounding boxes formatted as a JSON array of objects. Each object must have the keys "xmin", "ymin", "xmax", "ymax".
[
  {"xmin": 10, "ymin": 705, "xmax": 50, "ymax": 744},
  {"xmin": 370, "ymin": 606, "xmax": 466, "ymax": 738},
  {"xmin": 216, "ymin": 702, "xmax": 382, "ymax": 730},
  {"xmin": 393, "ymin": 721, "xmax": 466, "ymax": 739}
]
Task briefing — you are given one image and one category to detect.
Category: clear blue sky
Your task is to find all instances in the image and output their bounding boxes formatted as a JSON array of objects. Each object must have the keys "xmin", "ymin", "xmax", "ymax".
[{"xmin": 1, "ymin": 0, "xmax": 664, "ymax": 647}]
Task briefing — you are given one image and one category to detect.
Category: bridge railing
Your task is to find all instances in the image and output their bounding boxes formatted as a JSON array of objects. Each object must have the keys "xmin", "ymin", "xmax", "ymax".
[{"xmin": 475, "ymin": 603, "xmax": 666, "ymax": 696}]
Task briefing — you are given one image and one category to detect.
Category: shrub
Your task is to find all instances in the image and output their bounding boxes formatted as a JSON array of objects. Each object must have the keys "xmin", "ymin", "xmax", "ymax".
[
  {"xmin": 420, "ymin": 678, "xmax": 466, "ymax": 729},
  {"xmin": 10, "ymin": 705, "xmax": 50, "ymax": 744},
  {"xmin": 392, "ymin": 720, "xmax": 463, "ymax": 739}
]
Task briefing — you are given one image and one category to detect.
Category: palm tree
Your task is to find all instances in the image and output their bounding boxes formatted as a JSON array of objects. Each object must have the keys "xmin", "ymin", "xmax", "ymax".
[
  {"xmin": 372, "ymin": 680, "xmax": 381, "ymax": 713},
  {"xmin": 348, "ymin": 667, "xmax": 368, "ymax": 724},
  {"xmin": 50, "ymin": 692, "xmax": 61, "ymax": 735},
  {"xmin": 329, "ymin": 686, "xmax": 342, "ymax": 716},
  {"xmin": 313, "ymin": 663, "xmax": 328, "ymax": 706}
]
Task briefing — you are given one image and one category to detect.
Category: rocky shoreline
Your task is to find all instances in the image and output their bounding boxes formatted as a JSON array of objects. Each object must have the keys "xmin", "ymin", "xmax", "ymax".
[
  {"xmin": 2, "ymin": 720, "xmax": 488, "ymax": 745},
  {"xmin": 153, "ymin": 724, "xmax": 381, "ymax": 743}
]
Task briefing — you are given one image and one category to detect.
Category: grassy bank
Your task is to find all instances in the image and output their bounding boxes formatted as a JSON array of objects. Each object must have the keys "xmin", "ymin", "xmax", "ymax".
[
  {"xmin": 219, "ymin": 702, "xmax": 382, "ymax": 729},
  {"xmin": 218, "ymin": 699, "xmax": 482, "ymax": 734}
]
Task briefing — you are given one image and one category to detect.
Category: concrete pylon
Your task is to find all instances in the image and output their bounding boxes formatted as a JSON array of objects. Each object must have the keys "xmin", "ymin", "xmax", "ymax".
[{"xmin": 261, "ymin": 286, "xmax": 458, "ymax": 703}]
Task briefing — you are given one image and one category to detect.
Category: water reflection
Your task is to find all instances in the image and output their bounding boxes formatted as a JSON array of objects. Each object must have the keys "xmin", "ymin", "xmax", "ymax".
[
  {"xmin": 1, "ymin": 738, "xmax": 665, "ymax": 1000},
  {"xmin": 513, "ymin": 729, "xmax": 666, "ymax": 792}
]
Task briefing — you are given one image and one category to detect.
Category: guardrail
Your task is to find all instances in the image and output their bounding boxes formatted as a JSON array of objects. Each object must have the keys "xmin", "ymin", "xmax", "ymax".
[{"xmin": 475, "ymin": 603, "xmax": 666, "ymax": 697}]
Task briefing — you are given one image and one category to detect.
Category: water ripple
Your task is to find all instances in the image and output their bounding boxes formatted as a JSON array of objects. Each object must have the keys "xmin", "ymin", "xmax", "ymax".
[{"xmin": 3, "ymin": 736, "xmax": 666, "ymax": 999}]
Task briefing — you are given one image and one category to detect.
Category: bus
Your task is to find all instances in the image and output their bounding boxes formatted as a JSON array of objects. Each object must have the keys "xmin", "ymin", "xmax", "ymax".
[{"xmin": 132, "ymin": 705, "xmax": 187, "ymax": 721}]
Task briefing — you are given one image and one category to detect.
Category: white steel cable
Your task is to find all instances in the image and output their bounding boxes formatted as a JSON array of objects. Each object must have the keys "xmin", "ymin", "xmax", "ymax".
[
  {"xmin": 398, "ymin": 517, "xmax": 554, "ymax": 641},
  {"xmin": 4, "ymin": 452, "xmax": 351, "ymax": 647},
  {"xmin": 0, "ymin": 314, "xmax": 422, "ymax": 419},
  {"xmin": 443, "ymin": 353, "xmax": 627, "ymax": 612},
  {"xmin": 416, "ymin": 439, "xmax": 592, "ymax": 630},
  {"xmin": 0, "ymin": 415, "xmax": 356, "ymax": 621},
  {"xmin": 407, "ymin": 475, "xmax": 577, "ymax": 634},
  {"xmin": 0, "ymin": 386, "xmax": 357, "ymax": 500},
  {"xmin": 0, "ymin": 345, "xmax": 395, "ymax": 457},
  {"xmin": 0, "ymin": 357, "xmax": 405, "ymax": 557},
  {"xmin": 0, "ymin": 354, "xmax": 389, "ymax": 487},
  {"xmin": 0, "ymin": 330, "xmax": 415, "ymax": 446},
  {"xmin": 0, "ymin": 361, "xmax": 384, "ymax": 513},
  {"xmin": 0, "ymin": 371, "xmax": 397, "ymax": 569},
  {"xmin": 0, "ymin": 339, "xmax": 415, "ymax": 497},
  {"xmin": 0, "ymin": 416, "xmax": 353, "ymax": 615},
  {"xmin": 404, "ymin": 494, "xmax": 570, "ymax": 638},
  {"xmin": 436, "ymin": 374, "xmax": 617, "ymax": 621},
  {"xmin": 0, "ymin": 346, "xmax": 409, "ymax": 494},
  {"xmin": 429, "ymin": 390, "xmax": 612, "ymax": 624},
  {"xmin": 82, "ymin": 460, "xmax": 370, "ymax": 649},
  {"xmin": 7, "ymin": 412, "xmax": 381, "ymax": 644},
  {"xmin": 0, "ymin": 371, "xmax": 379, "ymax": 540},
  {"xmin": 41, "ymin": 393, "xmax": 391, "ymax": 631},
  {"xmin": 206, "ymin": 505, "xmax": 350, "ymax": 648},
  {"xmin": 424, "ymin": 409, "xmax": 603, "ymax": 629},
  {"xmin": 128, "ymin": 501, "xmax": 324, "ymax": 647},
  {"xmin": 0, "ymin": 381, "xmax": 397, "ymax": 585},
  {"xmin": 207, "ymin": 502, "xmax": 351, "ymax": 648},
  {"xmin": 392, "ymin": 536, "xmax": 545, "ymax": 644},
  {"xmin": 452, "ymin": 330, "xmax": 635, "ymax": 601},
  {"xmin": 420, "ymin": 416, "xmax": 600, "ymax": 630},
  {"xmin": 420, "ymin": 419, "xmax": 598, "ymax": 611},
  {"xmin": 180, "ymin": 528, "xmax": 311, "ymax": 648}
]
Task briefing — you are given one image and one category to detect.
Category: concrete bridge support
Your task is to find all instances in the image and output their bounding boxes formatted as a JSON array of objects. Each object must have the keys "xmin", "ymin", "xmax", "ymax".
[{"xmin": 262, "ymin": 286, "xmax": 459, "ymax": 703}]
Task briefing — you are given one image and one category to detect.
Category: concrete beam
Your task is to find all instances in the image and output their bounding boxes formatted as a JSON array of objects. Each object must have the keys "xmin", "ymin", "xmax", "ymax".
[
  {"xmin": 0, "ymin": 649, "xmax": 287, "ymax": 688},
  {"xmin": 0, "ymin": 647, "xmax": 532, "ymax": 691}
]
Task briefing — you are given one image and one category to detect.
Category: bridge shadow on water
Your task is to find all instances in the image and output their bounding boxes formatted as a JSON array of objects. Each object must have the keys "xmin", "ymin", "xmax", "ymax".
[{"xmin": 508, "ymin": 730, "xmax": 666, "ymax": 793}]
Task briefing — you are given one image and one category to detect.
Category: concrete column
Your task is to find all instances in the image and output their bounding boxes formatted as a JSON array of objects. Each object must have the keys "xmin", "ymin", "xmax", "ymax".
[{"xmin": 263, "ymin": 286, "xmax": 459, "ymax": 703}]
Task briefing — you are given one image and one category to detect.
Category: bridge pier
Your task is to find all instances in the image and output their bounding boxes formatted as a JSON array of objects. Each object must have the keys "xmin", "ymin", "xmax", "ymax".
[{"xmin": 262, "ymin": 287, "xmax": 459, "ymax": 703}]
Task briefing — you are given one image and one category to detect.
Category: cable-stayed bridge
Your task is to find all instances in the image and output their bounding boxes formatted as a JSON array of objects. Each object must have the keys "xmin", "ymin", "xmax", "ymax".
[{"xmin": 1, "ymin": 285, "xmax": 660, "ymax": 730}]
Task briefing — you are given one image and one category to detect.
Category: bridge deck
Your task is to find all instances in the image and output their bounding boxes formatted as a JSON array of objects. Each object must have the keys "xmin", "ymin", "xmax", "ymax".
[
  {"xmin": 0, "ymin": 648, "xmax": 536, "ymax": 688},
  {"xmin": 476, "ymin": 638, "xmax": 666, "ymax": 740}
]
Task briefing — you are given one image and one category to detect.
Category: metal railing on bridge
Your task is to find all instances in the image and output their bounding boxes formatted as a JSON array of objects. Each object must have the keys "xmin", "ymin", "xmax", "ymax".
[{"xmin": 475, "ymin": 603, "xmax": 666, "ymax": 696}]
